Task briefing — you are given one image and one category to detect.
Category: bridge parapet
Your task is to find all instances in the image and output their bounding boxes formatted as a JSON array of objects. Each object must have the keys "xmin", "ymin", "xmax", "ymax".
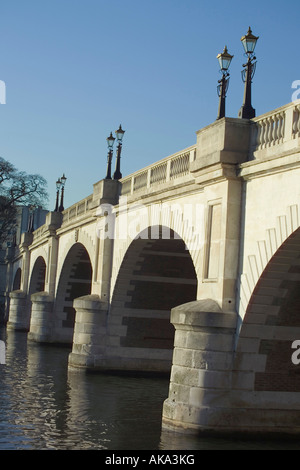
[
  {"xmin": 31, "ymin": 211, "xmax": 62, "ymax": 246},
  {"xmin": 250, "ymin": 100, "xmax": 300, "ymax": 159},
  {"xmin": 120, "ymin": 145, "xmax": 197, "ymax": 198},
  {"xmin": 61, "ymin": 195, "xmax": 93, "ymax": 228}
]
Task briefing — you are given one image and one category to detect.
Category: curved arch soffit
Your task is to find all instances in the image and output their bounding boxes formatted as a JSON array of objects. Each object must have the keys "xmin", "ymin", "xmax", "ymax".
[
  {"xmin": 55, "ymin": 242, "xmax": 93, "ymax": 298},
  {"xmin": 239, "ymin": 227, "xmax": 300, "ymax": 333},
  {"xmin": 13, "ymin": 267, "xmax": 22, "ymax": 291},
  {"xmin": 238, "ymin": 203, "xmax": 300, "ymax": 320},
  {"xmin": 56, "ymin": 232, "xmax": 95, "ymax": 284},
  {"xmin": 28, "ymin": 247, "xmax": 48, "ymax": 289},
  {"xmin": 28, "ymin": 255, "xmax": 47, "ymax": 294},
  {"xmin": 111, "ymin": 224, "xmax": 198, "ymax": 302},
  {"xmin": 112, "ymin": 223, "xmax": 200, "ymax": 288},
  {"xmin": 235, "ymin": 227, "xmax": 300, "ymax": 389}
]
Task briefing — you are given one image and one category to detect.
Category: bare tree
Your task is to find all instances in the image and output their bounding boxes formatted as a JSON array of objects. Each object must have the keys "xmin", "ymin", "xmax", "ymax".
[{"xmin": 0, "ymin": 157, "xmax": 48, "ymax": 245}]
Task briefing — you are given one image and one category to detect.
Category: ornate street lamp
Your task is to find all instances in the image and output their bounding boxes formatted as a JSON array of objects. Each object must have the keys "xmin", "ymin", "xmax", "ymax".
[
  {"xmin": 54, "ymin": 177, "xmax": 61, "ymax": 212},
  {"xmin": 216, "ymin": 46, "xmax": 234, "ymax": 119},
  {"xmin": 238, "ymin": 27, "xmax": 259, "ymax": 119},
  {"xmin": 105, "ymin": 132, "xmax": 116, "ymax": 179},
  {"xmin": 59, "ymin": 174, "xmax": 67, "ymax": 212},
  {"xmin": 27, "ymin": 205, "xmax": 36, "ymax": 233},
  {"xmin": 113, "ymin": 124, "xmax": 125, "ymax": 180}
]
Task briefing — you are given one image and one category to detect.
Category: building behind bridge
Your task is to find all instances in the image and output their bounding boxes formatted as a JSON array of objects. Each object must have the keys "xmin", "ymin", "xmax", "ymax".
[{"xmin": 0, "ymin": 205, "xmax": 47, "ymax": 323}]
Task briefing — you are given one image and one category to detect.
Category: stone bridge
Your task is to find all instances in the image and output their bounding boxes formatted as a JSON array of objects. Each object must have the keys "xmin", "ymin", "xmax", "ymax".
[{"xmin": 4, "ymin": 100, "xmax": 300, "ymax": 436}]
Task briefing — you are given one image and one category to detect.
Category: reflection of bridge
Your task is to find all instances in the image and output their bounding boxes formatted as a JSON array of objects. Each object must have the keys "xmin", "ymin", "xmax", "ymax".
[{"xmin": 4, "ymin": 100, "xmax": 300, "ymax": 435}]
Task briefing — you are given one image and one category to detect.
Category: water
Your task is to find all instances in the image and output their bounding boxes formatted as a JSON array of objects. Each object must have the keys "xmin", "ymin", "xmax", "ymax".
[{"xmin": 1, "ymin": 327, "xmax": 300, "ymax": 451}]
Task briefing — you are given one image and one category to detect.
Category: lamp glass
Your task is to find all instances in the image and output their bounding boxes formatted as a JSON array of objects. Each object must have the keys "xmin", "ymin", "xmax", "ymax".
[
  {"xmin": 217, "ymin": 46, "xmax": 233, "ymax": 72},
  {"xmin": 115, "ymin": 125, "xmax": 125, "ymax": 142},
  {"xmin": 107, "ymin": 132, "xmax": 115, "ymax": 149},
  {"xmin": 241, "ymin": 27, "xmax": 258, "ymax": 54},
  {"xmin": 60, "ymin": 174, "xmax": 67, "ymax": 187},
  {"xmin": 56, "ymin": 178, "xmax": 61, "ymax": 190}
]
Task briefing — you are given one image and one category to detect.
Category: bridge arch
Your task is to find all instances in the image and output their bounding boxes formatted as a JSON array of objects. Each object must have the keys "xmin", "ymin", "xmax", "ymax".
[
  {"xmin": 28, "ymin": 256, "xmax": 46, "ymax": 296},
  {"xmin": 107, "ymin": 225, "xmax": 198, "ymax": 373},
  {"xmin": 110, "ymin": 200, "xmax": 204, "ymax": 300},
  {"xmin": 54, "ymin": 242, "xmax": 93, "ymax": 343},
  {"xmin": 56, "ymin": 229, "xmax": 95, "ymax": 287},
  {"xmin": 235, "ymin": 227, "xmax": 300, "ymax": 393},
  {"xmin": 12, "ymin": 268, "xmax": 22, "ymax": 291}
]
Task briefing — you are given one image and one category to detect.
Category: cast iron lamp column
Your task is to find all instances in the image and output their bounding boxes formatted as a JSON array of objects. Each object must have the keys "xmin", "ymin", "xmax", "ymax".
[
  {"xmin": 113, "ymin": 125, "xmax": 125, "ymax": 180},
  {"xmin": 105, "ymin": 132, "xmax": 116, "ymax": 179},
  {"xmin": 27, "ymin": 205, "xmax": 36, "ymax": 233},
  {"xmin": 54, "ymin": 178, "xmax": 61, "ymax": 212},
  {"xmin": 238, "ymin": 27, "xmax": 259, "ymax": 119},
  {"xmin": 59, "ymin": 174, "xmax": 67, "ymax": 212},
  {"xmin": 216, "ymin": 46, "xmax": 234, "ymax": 120}
]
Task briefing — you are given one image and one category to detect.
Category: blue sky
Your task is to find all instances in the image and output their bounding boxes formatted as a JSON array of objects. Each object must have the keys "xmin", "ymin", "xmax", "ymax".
[{"xmin": 0, "ymin": 0, "xmax": 299, "ymax": 209}]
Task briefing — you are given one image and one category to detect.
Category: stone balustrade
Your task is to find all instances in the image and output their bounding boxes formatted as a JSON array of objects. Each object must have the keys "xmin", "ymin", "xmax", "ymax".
[
  {"xmin": 250, "ymin": 99, "xmax": 300, "ymax": 158},
  {"xmin": 120, "ymin": 145, "xmax": 196, "ymax": 197},
  {"xmin": 61, "ymin": 195, "xmax": 93, "ymax": 226}
]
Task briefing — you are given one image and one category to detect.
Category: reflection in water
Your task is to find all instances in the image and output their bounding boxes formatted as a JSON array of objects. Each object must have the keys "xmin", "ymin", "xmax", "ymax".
[
  {"xmin": 0, "ymin": 328, "xmax": 169, "ymax": 450},
  {"xmin": 1, "ymin": 328, "xmax": 300, "ymax": 450}
]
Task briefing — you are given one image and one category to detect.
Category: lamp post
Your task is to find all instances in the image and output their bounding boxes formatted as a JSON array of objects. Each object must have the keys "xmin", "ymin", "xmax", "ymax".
[
  {"xmin": 27, "ymin": 205, "xmax": 35, "ymax": 233},
  {"xmin": 54, "ymin": 177, "xmax": 61, "ymax": 212},
  {"xmin": 238, "ymin": 27, "xmax": 259, "ymax": 119},
  {"xmin": 105, "ymin": 132, "xmax": 116, "ymax": 179},
  {"xmin": 113, "ymin": 124, "xmax": 125, "ymax": 180},
  {"xmin": 59, "ymin": 174, "xmax": 67, "ymax": 212},
  {"xmin": 216, "ymin": 46, "xmax": 234, "ymax": 120}
]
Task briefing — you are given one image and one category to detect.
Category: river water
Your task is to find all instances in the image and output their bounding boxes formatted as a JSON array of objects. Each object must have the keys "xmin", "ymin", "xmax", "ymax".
[{"xmin": 1, "ymin": 327, "xmax": 300, "ymax": 451}]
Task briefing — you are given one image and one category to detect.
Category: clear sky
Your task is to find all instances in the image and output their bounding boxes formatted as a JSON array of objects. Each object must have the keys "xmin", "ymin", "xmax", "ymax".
[{"xmin": 0, "ymin": 0, "xmax": 299, "ymax": 209}]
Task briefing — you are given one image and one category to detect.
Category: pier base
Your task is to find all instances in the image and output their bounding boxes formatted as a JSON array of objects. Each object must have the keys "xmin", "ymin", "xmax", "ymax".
[
  {"xmin": 162, "ymin": 300, "xmax": 237, "ymax": 434},
  {"xmin": 68, "ymin": 295, "xmax": 108, "ymax": 371},
  {"xmin": 28, "ymin": 292, "xmax": 54, "ymax": 343},
  {"xmin": 7, "ymin": 291, "xmax": 29, "ymax": 332}
]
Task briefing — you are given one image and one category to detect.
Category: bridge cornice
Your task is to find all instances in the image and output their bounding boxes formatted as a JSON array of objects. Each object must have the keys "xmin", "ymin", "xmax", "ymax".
[
  {"xmin": 239, "ymin": 147, "xmax": 300, "ymax": 180},
  {"xmin": 118, "ymin": 175, "xmax": 200, "ymax": 206},
  {"xmin": 190, "ymin": 162, "xmax": 241, "ymax": 188},
  {"xmin": 56, "ymin": 213, "xmax": 96, "ymax": 236}
]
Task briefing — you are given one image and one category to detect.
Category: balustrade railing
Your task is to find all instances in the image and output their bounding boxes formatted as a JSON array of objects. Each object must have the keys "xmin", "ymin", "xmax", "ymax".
[
  {"xmin": 251, "ymin": 100, "xmax": 300, "ymax": 155},
  {"xmin": 32, "ymin": 225, "xmax": 45, "ymax": 242},
  {"xmin": 170, "ymin": 151, "xmax": 190, "ymax": 179},
  {"xmin": 292, "ymin": 104, "xmax": 300, "ymax": 138},
  {"xmin": 121, "ymin": 146, "xmax": 196, "ymax": 196},
  {"xmin": 61, "ymin": 195, "xmax": 93, "ymax": 226},
  {"xmin": 133, "ymin": 170, "xmax": 148, "ymax": 192},
  {"xmin": 254, "ymin": 112, "xmax": 285, "ymax": 149}
]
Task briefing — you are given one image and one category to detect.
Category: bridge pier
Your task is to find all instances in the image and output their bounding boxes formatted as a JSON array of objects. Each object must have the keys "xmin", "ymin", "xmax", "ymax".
[
  {"xmin": 28, "ymin": 292, "xmax": 54, "ymax": 343},
  {"xmin": 68, "ymin": 295, "xmax": 108, "ymax": 370},
  {"xmin": 7, "ymin": 290, "xmax": 29, "ymax": 331},
  {"xmin": 162, "ymin": 299, "xmax": 237, "ymax": 434}
]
